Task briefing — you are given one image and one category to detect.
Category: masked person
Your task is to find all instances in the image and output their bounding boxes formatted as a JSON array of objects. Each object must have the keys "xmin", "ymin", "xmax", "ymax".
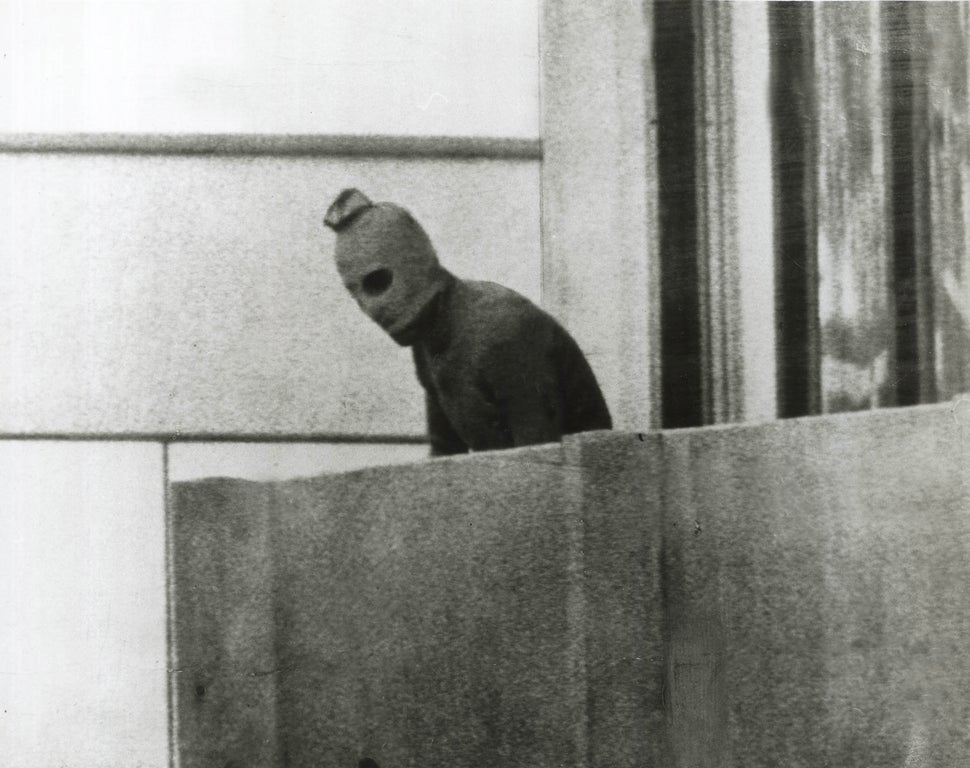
[{"xmin": 324, "ymin": 188, "xmax": 612, "ymax": 456}]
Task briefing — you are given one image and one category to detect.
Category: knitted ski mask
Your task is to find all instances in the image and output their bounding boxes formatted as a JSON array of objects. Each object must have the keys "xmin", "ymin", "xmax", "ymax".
[{"xmin": 324, "ymin": 189, "xmax": 450, "ymax": 346}]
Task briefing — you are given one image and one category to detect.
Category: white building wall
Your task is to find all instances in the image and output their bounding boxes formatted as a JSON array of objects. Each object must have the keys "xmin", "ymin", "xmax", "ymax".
[
  {"xmin": 1, "ymin": 152, "xmax": 540, "ymax": 437},
  {"xmin": 0, "ymin": 442, "xmax": 168, "ymax": 768}
]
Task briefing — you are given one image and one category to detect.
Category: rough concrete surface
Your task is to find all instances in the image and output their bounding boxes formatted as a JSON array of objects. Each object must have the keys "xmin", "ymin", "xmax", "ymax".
[
  {"xmin": 171, "ymin": 402, "xmax": 969, "ymax": 767},
  {"xmin": 172, "ymin": 440, "xmax": 666, "ymax": 768}
]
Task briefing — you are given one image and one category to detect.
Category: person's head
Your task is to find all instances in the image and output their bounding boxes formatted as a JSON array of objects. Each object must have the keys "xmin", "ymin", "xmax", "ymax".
[{"xmin": 324, "ymin": 189, "xmax": 450, "ymax": 346}]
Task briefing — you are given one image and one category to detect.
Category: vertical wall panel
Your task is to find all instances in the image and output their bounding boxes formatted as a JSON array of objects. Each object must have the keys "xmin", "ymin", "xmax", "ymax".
[
  {"xmin": 0, "ymin": 442, "xmax": 168, "ymax": 768},
  {"xmin": 540, "ymin": 0, "xmax": 659, "ymax": 432},
  {"xmin": 170, "ymin": 480, "xmax": 281, "ymax": 767},
  {"xmin": 661, "ymin": 403, "xmax": 970, "ymax": 766},
  {"xmin": 732, "ymin": 2, "xmax": 777, "ymax": 423}
]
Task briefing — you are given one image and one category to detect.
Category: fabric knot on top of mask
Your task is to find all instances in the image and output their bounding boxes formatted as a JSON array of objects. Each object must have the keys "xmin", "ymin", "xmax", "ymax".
[{"xmin": 323, "ymin": 187, "xmax": 373, "ymax": 231}]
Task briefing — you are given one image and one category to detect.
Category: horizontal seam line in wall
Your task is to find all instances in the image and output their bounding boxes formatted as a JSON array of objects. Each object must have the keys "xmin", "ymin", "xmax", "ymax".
[
  {"xmin": 0, "ymin": 133, "xmax": 543, "ymax": 160},
  {"xmin": 0, "ymin": 432, "xmax": 428, "ymax": 444}
]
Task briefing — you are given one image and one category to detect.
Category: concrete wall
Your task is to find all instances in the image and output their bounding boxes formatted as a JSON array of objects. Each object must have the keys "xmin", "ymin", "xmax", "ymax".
[
  {"xmin": 167, "ymin": 441, "xmax": 428, "ymax": 483},
  {"xmin": 659, "ymin": 402, "xmax": 970, "ymax": 767},
  {"xmin": 170, "ymin": 441, "xmax": 666, "ymax": 767},
  {"xmin": 1, "ymin": 152, "xmax": 540, "ymax": 437},
  {"xmin": 170, "ymin": 400, "xmax": 969, "ymax": 767}
]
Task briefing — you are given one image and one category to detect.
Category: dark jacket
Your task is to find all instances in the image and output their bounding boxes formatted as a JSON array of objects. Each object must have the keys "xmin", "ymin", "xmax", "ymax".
[{"xmin": 411, "ymin": 276, "xmax": 612, "ymax": 455}]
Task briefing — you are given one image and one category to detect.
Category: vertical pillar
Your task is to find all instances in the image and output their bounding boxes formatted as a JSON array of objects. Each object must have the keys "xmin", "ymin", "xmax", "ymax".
[
  {"xmin": 540, "ymin": 0, "xmax": 659, "ymax": 431},
  {"xmin": 731, "ymin": 2, "xmax": 777, "ymax": 423}
]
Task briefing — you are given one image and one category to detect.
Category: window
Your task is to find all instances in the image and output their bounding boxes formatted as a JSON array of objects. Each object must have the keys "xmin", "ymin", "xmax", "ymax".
[
  {"xmin": 655, "ymin": 1, "xmax": 969, "ymax": 426},
  {"xmin": 772, "ymin": 1, "xmax": 969, "ymax": 416}
]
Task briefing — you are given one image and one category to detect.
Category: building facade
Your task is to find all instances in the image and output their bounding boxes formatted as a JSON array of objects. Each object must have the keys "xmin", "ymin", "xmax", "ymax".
[{"xmin": 1, "ymin": 2, "xmax": 968, "ymax": 765}]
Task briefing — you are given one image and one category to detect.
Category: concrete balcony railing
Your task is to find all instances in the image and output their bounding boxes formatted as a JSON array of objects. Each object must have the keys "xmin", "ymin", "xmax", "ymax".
[{"xmin": 170, "ymin": 401, "xmax": 970, "ymax": 767}]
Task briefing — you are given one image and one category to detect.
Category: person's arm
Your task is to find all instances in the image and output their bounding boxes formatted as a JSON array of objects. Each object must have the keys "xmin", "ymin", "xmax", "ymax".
[
  {"xmin": 425, "ymin": 391, "xmax": 469, "ymax": 456},
  {"xmin": 413, "ymin": 347, "xmax": 468, "ymax": 456}
]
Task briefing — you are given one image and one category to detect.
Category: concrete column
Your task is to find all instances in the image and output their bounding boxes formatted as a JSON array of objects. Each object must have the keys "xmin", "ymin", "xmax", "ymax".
[
  {"xmin": 540, "ymin": 0, "xmax": 659, "ymax": 431},
  {"xmin": 729, "ymin": 2, "xmax": 777, "ymax": 422}
]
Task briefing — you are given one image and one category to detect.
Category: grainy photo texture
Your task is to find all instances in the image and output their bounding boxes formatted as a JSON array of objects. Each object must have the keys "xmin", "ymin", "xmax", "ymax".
[{"xmin": 2, "ymin": 2, "xmax": 969, "ymax": 767}]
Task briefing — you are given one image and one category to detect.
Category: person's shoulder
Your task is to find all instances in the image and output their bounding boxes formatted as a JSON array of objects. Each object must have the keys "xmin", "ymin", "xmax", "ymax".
[
  {"xmin": 461, "ymin": 280, "xmax": 549, "ymax": 329},
  {"xmin": 456, "ymin": 280, "xmax": 563, "ymax": 360}
]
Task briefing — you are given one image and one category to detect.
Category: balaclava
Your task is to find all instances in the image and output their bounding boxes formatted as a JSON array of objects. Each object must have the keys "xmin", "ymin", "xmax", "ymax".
[{"xmin": 324, "ymin": 188, "xmax": 450, "ymax": 346}]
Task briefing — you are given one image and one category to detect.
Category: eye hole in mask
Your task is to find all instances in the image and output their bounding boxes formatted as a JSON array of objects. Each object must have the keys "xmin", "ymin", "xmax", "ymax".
[{"xmin": 361, "ymin": 268, "xmax": 394, "ymax": 296}]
